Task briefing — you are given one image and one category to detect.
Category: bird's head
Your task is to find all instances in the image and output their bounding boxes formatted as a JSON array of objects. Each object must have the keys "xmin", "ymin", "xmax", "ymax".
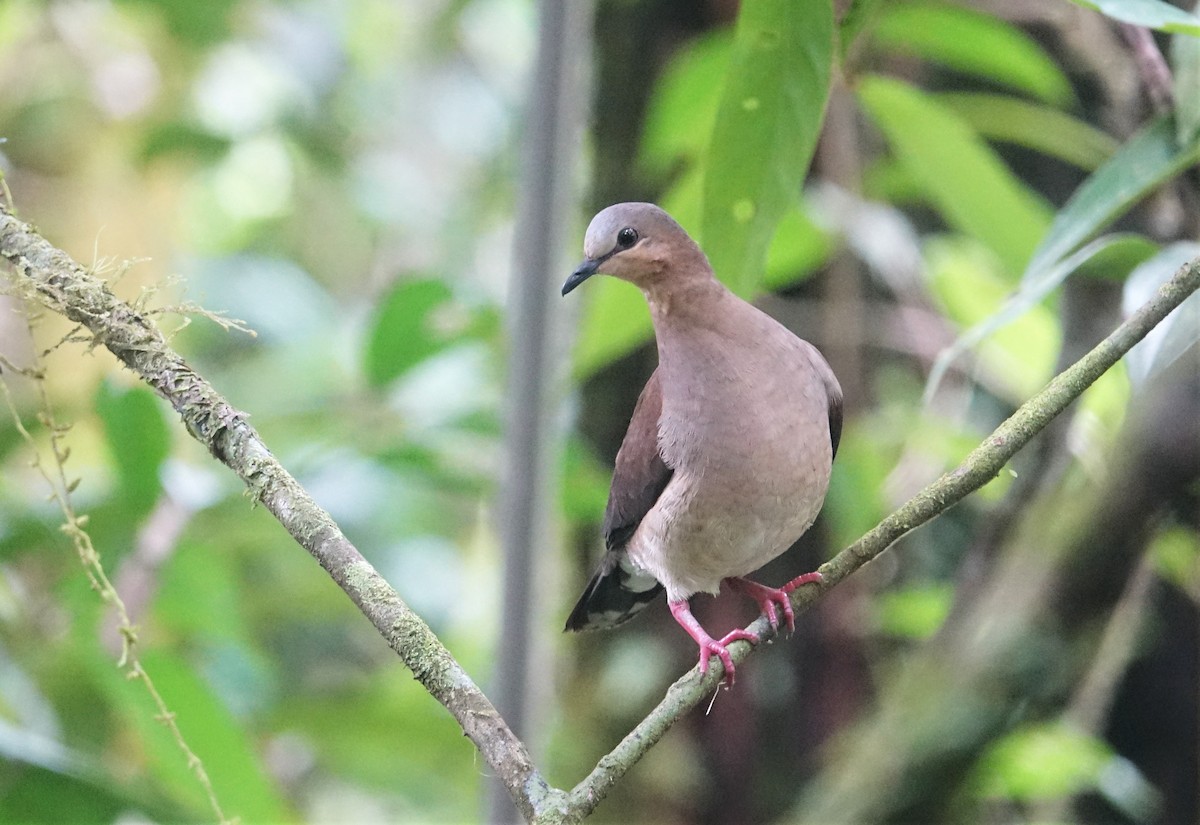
[{"xmin": 562, "ymin": 202, "xmax": 709, "ymax": 296}]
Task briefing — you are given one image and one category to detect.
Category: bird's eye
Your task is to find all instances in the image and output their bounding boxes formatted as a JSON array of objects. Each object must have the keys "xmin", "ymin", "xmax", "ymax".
[{"xmin": 617, "ymin": 227, "xmax": 638, "ymax": 248}]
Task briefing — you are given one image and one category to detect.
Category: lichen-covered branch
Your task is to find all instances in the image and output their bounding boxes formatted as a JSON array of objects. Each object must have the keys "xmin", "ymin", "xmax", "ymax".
[
  {"xmin": 0, "ymin": 203, "xmax": 560, "ymax": 823},
  {"xmin": 4, "ymin": 196, "xmax": 1198, "ymax": 824}
]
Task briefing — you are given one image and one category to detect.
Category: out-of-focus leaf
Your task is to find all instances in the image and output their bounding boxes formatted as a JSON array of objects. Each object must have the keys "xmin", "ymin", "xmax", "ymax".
[
  {"xmin": 117, "ymin": 0, "xmax": 238, "ymax": 45},
  {"xmin": 877, "ymin": 584, "xmax": 954, "ymax": 639},
  {"xmin": 762, "ymin": 203, "xmax": 833, "ymax": 290},
  {"xmin": 1066, "ymin": 0, "xmax": 1200, "ymax": 34},
  {"xmin": 925, "ymin": 116, "xmax": 1200, "ymax": 398},
  {"xmin": 1023, "ymin": 117, "xmax": 1200, "ymax": 284},
  {"xmin": 925, "ymin": 236, "xmax": 1058, "ymax": 403},
  {"xmin": 871, "ymin": 3, "xmax": 1074, "ymax": 106},
  {"xmin": 975, "ymin": 723, "xmax": 1112, "ymax": 801},
  {"xmin": 1122, "ymin": 241, "xmax": 1200, "ymax": 386},
  {"xmin": 105, "ymin": 648, "xmax": 290, "ymax": 822},
  {"xmin": 364, "ymin": 278, "xmax": 492, "ymax": 388},
  {"xmin": 701, "ymin": 0, "xmax": 832, "ymax": 297},
  {"xmin": 138, "ymin": 122, "xmax": 231, "ymax": 164},
  {"xmin": 935, "ymin": 92, "xmax": 1118, "ymax": 170},
  {"xmin": 95, "ymin": 381, "xmax": 170, "ymax": 517},
  {"xmin": 571, "ymin": 278, "xmax": 652, "ymax": 378},
  {"xmin": 1071, "ymin": 234, "xmax": 1159, "ymax": 281},
  {"xmin": 925, "ymin": 234, "xmax": 1151, "ymax": 400},
  {"xmin": 1171, "ymin": 4, "xmax": 1200, "ymax": 144},
  {"xmin": 1151, "ymin": 526, "xmax": 1200, "ymax": 592},
  {"xmin": 640, "ymin": 32, "xmax": 731, "ymax": 173},
  {"xmin": 859, "ymin": 76, "xmax": 1052, "ymax": 275}
]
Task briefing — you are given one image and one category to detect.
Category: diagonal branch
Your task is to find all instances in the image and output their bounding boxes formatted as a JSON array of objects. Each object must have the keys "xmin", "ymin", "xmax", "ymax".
[
  {"xmin": 0, "ymin": 203, "xmax": 565, "ymax": 823},
  {"xmin": 4, "ymin": 198, "xmax": 1199, "ymax": 824}
]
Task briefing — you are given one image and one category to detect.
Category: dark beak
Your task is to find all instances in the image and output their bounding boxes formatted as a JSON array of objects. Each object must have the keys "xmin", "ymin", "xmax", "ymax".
[{"xmin": 562, "ymin": 259, "xmax": 600, "ymax": 296}]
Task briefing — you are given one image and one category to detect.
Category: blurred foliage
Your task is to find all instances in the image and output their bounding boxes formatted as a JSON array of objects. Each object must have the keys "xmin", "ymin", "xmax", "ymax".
[{"xmin": 0, "ymin": 0, "xmax": 1198, "ymax": 823}]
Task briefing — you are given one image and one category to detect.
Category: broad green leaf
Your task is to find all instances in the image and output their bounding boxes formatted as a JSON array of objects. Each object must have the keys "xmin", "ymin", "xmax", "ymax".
[
  {"xmin": 871, "ymin": 3, "xmax": 1074, "ymax": 106},
  {"xmin": 364, "ymin": 278, "xmax": 493, "ymax": 388},
  {"xmin": 1171, "ymin": 4, "xmax": 1200, "ymax": 144},
  {"xmin": 1122, "ymin": 241, "xmax": 1200, "ymax": 386},
  {"xmin": 1023, "ymin": 117, "xmax": 1200, "ymax": 282},
  {"xmin": 95, "ymin": 381, "xmax": 170, "ymax": 517},
  {"xmin": 858, "ymin": 76, "xmax": 1052, "ymax": 275},
  {"xmin": 640, "ymin": 31, "xmax": 731, "ymax": 173},
  {"xmin": 1067, "ymin": 0, "xmax": 1200, "ymax": 34},
  {"xmin": 935, "ymin": 93, "xmax": 1118, "ymax": 170},
  {"xmin": 701, "ymin": 0, "xmax": 833, "ymax": 297}
]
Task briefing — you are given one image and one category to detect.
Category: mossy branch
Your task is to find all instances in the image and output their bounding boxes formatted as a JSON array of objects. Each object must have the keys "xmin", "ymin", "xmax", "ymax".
[
  {"xmin": 0, "ymin": 203, "xmax": 558, "ymax": 822},
  {"xmin": 3, "ymin": 199, "xmax": 1198, "ymax": 824}
]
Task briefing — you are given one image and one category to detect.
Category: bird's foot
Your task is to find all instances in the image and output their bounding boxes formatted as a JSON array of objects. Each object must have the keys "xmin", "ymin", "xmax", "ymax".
[
  {"xmin": 669, "ymin": 599, "xmax": 758, "ymax": 685},
  {"xmin": 725, "ymin": 577, "xmax": 795, "ymax": 633},
  {"xmin": 725, "ymin": 571, "xmax": 824, "ymax": 635}
]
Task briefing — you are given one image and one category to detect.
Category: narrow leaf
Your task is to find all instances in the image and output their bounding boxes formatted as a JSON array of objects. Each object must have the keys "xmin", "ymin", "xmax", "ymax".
[
  {"xmin": 935, "ymin": 92, "xmax": 1118, "ymax": 170},
  {"xmin": 871, "ymin": 2, "xmax": 1075, "ymax": 106},
  {"xmin": 701, "ymin": 0, "xmax": 833, "ymax": 297},
  {"xmin": 1023, "ymin": 117, "xmax": 1200, "ymax": 283},
  {"xmin": 858, "ymin": 75, "xmax": 1052, "ymax": 275}
]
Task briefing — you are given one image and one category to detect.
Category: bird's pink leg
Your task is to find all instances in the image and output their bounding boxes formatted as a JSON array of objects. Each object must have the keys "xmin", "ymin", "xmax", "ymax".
[
  {"xmin": 725, "ymin": 571, "xmax": 824, "ymax": 634},
  {"xmin": 668, "ymin": 599, "xmax": 757, "ymax": 685}
]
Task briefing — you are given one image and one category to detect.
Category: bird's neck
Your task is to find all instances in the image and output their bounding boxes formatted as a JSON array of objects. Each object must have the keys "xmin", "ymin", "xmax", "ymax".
[{"xmin": 645, "ymin": 273, "xmax": 728, "ymax": 325}]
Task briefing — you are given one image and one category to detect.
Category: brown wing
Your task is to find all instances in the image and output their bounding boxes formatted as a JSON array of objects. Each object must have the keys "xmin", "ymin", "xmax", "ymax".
[
  {"xmin": 565, "ymin": 368, "xmax": 671, "ymax": 632},
  {"xmin": 602, "ymin": 367, "xmax": 674, "ymax": 550}
]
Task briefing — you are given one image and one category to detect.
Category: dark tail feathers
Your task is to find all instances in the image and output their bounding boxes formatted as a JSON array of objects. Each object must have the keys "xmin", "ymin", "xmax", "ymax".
[{"xmin": 564, "ymin": 553, "xmax": 663, "ymax": 632}]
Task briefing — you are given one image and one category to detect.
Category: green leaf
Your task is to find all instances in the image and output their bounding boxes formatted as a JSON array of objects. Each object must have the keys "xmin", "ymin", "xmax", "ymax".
[
  {"xmin": 571, "ymin": 278, "xmax": 653, "ymax": 379},
  {"xmin": 935, "ymin": 92, "xmax": 1118, "ymax": 170},
  {"xmin": 364, "ymin": 278, "xmax": 490, "ymax": 388},
  {"xmin": 1024, "ymin": 117, "xmax": 1200, "ymax": 283},
  {"xmin": 924, "ymin": 117, "xmax": 1200, "ymax": 398},
  {"xmin": 95, "ymin": 381, "xmax": 170, "ymax": 517},
  {"xmin": 975, "ymin": 723, "xmax": 1112, "ymax": 801},
  {"xmin": 701, "ymin": 0, "xmax": 833, "ymax": 297},
  {"xmin": 640, "ymin": 32, "xmax": 731, "ymax": 174},
  {"xmin": 129, "ymin": 649, "xmax": 289, "ymax": 822},
  {"xmin": 871, "ymin": 2, "xmax": 1075, "ymax": 106},
  {"xmin": 877, "ymin": 584, "xmax": 954, "ymax": 639},
  {"xmin": 858, "ymin": 76, "xmax": 1052, "ymax": 275},
  {"xmin": 1067, "ymin": 0, "xmax": 1200, "ymax": 34}
]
